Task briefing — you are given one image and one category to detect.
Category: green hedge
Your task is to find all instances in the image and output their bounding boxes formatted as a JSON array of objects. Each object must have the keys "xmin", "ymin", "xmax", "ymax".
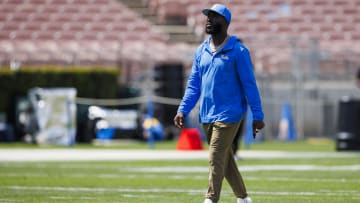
[{"xmin": 0, "ymin": 66, "xmax": 119, "ymax": 113}]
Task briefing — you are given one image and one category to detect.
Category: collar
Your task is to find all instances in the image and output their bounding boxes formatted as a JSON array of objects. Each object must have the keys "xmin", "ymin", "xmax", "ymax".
[
  {"xmin": 205, "ymin": 35, "xmax": 237, "ymax": 54},
  {"xmin": 210, "ymin": 35, "xmax": 229, "ymax": 54}
]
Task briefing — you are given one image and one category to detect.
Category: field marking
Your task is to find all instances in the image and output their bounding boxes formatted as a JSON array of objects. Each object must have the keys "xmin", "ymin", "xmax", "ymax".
[
  {"xmin": 246, "ymin": 176, "xmax": 360, "ymax": 183},
  {"xmin": 2, "ymin": 186, "xmax": 360, "ymax": 197},
  {"xmin": 49, "ymin": 196, "xmax": 96, "ymax": 200},
  {"xmin": 127, "ymin": 165, "xmax": 360, "ymax": 172},
  {"xmin": 2, "ymin": 163, "xmax": 360, "ymax": 172},
  {"xmin": 0, "ymin": 149, "xmax": 359, "ymax": 161},
  {"xmin": 0, "ymin": 199, "xmax": 20, "ymax": 202},
  {"xmin": 2, "ymin": 172, "xmax": 359, "ymax": 183}
]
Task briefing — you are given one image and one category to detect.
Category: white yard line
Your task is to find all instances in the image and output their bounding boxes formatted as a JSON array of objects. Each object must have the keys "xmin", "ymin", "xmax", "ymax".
[
  {"xmin": 0, "ymin": 199, "xmax": 20, "ymax": 202},
  {"xmin": 127, "ymin": 165, "xmax": 360, "ymax": 172},
  {"xmin": 2, "ymin": 160, "xmax": 360, "ymax": 172},
  {"xmin": 1, "ymin": 172, "xmax": 359, "ymax": 183},
  {"xmin": 2, "ymin": 186, "xmax": 359, "ymax": 197},
  {"xmin": 0, "ymin": 149, "xmax": 359, "ymax": 162}
]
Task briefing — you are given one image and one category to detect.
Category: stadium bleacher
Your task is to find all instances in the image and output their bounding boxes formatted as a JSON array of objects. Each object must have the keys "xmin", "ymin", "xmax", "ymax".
[
  {"xmin": 0, "ymin": 0, "xmax": 191, "ymax": 70},
  {"xmin": 183, "ymin": 0, "xmax": 359, "ymax": 73},
  {"xmin": 0, "ymin": 0, "xmax": 359, "ymax": 74}
]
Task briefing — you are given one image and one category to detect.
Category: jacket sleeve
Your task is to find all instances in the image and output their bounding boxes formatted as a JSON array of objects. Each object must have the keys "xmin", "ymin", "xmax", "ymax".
[
  {"xmin": 236, "ymin": 46, "xmax": 264, "ymax": 121},
  {"xmin": 177, "ymin": 47, "xmax": 202, "ymax": 116}
]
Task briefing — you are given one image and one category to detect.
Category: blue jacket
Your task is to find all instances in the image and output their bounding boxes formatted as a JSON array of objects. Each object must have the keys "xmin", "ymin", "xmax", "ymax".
[{"xmin": 177, "ymin": 35, "xmax": 264, "ymax": 123}]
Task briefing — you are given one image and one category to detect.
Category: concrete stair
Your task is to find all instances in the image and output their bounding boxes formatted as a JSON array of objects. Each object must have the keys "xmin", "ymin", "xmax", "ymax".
[{"xmin": 117, "ymin": 0, "xmax": 200, "ymax": 44}]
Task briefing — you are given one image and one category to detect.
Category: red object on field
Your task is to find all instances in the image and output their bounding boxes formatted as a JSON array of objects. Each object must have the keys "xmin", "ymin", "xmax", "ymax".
[{"xmin": 176, "ymin": 128, "xmax": 203, "ymax": 150}]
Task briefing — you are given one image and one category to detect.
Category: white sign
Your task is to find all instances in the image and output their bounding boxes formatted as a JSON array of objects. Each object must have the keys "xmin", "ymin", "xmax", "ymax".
[{"xmin": 29, "ymin": 88, "xmax": 77, "ymax": 146}]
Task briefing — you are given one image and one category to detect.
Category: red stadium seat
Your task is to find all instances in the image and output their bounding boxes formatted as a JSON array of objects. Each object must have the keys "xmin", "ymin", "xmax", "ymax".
[
  {"xmin": 22, "ymin": 22, "xmax": 43, "ymax": 31},
  {"xmin": 32, "ymin": 31, "xmax": 54, "ymax": 40},
  {"xmin": 0, "ymin": 31, "xmax": 12, "ymax": 40},
  {"xmin": 61, "ymin": 5, "xmax": 81, "ymax": 13},
  {"xmin": 27, "ymin": 0, "xmax": 49, "ymax": 4},
  {"xmin": 38, "ymin": 4, "xmax": 59, "ymax": 13}
]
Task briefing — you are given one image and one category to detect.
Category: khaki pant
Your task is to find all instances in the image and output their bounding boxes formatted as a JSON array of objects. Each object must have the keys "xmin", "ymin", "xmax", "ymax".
[{"xmin": 202, "ymin": 121, "xmax": 247, "ymax": 203}]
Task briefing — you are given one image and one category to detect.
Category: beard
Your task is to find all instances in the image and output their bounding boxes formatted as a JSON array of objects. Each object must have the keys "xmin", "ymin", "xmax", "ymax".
[{"xmin": 205, "ymin": 23, "xmax": 222, "ymax": 35}]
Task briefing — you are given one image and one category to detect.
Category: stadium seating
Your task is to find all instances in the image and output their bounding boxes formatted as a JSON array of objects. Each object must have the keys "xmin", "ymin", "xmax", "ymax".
[
  {"xmin": 0, "ymin": 0, "xmax": 359, "ymax": 74},
  {"xmin": 178, "ymin": 0, "xmax": 359, "ymax": 73},
  {"xmin": 0, "ymin": 0, "xmax": 187, "ymax": 68}
]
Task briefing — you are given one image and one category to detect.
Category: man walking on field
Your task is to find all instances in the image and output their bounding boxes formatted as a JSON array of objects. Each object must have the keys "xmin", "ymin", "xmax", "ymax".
[{"xmin": 174, "ymin": 3, "xmax": 265, "ymax": 203}]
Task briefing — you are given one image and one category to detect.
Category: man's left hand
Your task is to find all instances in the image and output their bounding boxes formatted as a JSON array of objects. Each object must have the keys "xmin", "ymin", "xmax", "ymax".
[{"xmin": 252, "ymin": 120, "xmax": 265, "ymax": 139}]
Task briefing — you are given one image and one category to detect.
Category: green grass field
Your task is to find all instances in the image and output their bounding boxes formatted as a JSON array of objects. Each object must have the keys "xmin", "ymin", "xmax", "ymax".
[{"xmin": 0, "ymin": 139, "xmax": 359, "ymax": 203}]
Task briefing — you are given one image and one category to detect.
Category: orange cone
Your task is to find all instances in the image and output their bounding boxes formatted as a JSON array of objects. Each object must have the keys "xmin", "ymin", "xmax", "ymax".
[{"xmin": 176, "ymin": 128, "xmax": 203, "ymax": 150}]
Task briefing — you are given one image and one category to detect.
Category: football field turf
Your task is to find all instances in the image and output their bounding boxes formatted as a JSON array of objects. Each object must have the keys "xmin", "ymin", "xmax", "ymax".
[{"xmin": 0, "ymin": 140, "xmax": 359, "ymax": 203}]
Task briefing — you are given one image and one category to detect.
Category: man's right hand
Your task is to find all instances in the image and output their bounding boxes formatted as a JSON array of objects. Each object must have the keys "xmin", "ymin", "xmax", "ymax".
[{"xmin": 174, "ymin": 112, "xmax": 185, "ymax": 128}]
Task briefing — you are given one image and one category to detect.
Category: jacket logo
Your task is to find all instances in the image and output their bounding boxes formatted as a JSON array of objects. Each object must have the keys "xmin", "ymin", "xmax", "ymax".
[{"xmin": 221, "ymin": 54, "xmax": 229, "ymax": 60}]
